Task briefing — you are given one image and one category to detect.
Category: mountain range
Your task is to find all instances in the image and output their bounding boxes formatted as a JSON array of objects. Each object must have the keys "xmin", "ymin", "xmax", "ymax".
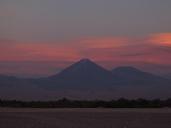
[{"xmin": 0, "ymin": 59, "xmax": 171, "ymax": 100}]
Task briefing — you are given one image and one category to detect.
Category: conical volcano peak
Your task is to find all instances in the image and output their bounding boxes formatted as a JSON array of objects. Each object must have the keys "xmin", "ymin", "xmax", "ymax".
[
  {"xmin": 50, "ymin": 58, "xmax": 115, "ymax": 83},
  {"xmin": 78, "ymin": 58, "xmax": 94, "ymax": 64},
  {"xmin": 49, "ymin": 58, "xmax": 116, "ymax": 87},
  {"xmin": 68, "ymin": 58, "xmax": 101, "ymax": 72},
  {"xmin": 73, "ymin": 58, "xmax": 99, "ymax": 69}
]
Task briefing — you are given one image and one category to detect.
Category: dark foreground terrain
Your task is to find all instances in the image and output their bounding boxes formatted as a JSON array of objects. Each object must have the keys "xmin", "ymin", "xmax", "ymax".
[{"xmin": 0, "ymin": 108, "xmax": 171, "ymax": 128}]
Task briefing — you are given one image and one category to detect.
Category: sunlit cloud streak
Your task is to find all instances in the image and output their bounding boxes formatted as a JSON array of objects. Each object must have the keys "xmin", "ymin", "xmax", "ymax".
[{"xmin": 149, "ymin": 33, "xmax": 171, "ymax": 47}]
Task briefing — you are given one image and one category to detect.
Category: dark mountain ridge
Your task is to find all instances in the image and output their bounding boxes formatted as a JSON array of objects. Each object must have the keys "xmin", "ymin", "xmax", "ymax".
[
  {"xmin": 0, "ymin": 59, "xmax": 171, "ymax": 99},
  {"xmin": 112, "ymin": 66, "xmax": 170, "ymax": 86},
  {"xmin": 42, "ymin": 59, "xmax": 117, "ymax": 89}
]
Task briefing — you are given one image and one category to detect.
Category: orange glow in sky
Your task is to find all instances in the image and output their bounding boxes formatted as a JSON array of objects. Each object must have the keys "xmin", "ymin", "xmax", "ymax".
[{"xmin": 150, "ymin": 33, "xmax": 171, "ymax": 46}]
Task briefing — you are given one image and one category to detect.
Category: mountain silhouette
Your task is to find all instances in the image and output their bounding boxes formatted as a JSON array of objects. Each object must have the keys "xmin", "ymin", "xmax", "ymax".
[
  {"xmin": 0, "ymin": 59, "xmax": 171, "ymax": 99},
  {"xmin": 45, "ymin": 59, "xmax": 116, "ymax": 89},
  {"xmin": 0, "ymin": 75, "xmax": 26, "ymax": 87},
  {"xmin": 112, "ymin": 66, "xmax": 170, "ymax": 85}
]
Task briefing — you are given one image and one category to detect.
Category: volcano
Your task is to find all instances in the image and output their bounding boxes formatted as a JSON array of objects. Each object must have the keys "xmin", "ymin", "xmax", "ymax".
[{"xmin": 47, "ymin": 59, "xmax": 116, "ymax": 89}]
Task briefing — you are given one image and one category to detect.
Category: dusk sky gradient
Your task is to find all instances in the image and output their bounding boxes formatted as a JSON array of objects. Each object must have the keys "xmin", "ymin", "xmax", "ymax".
[{"xmin": 0, "ymin": 0, "xmax": 171, "ymax": 77}]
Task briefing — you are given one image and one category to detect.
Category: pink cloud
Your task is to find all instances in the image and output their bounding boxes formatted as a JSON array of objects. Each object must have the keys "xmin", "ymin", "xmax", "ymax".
[{"xmin": 0, "ymin": 41, "xmax": 81, "ymax": 61}]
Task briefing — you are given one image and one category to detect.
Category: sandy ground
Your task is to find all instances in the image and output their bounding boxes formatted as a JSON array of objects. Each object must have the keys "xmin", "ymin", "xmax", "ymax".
[{"xmin": 0, "ymin": 108, "xmax": 171, "ymax": 128}]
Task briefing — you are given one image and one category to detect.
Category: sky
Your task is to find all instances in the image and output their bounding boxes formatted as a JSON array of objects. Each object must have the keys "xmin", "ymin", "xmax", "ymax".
[{"xmin": 0, "ymin": 0, "xmax": 171, "ymax": 77}]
